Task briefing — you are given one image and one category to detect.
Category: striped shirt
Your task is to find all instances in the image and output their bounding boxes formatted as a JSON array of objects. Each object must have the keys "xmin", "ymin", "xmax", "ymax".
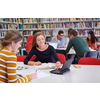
[{"xmin": 0, "ymin": 47, "xmax": 31, "ymax": 83}]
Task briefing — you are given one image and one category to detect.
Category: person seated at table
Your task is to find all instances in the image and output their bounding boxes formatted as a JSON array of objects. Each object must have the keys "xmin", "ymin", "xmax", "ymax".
[
  {"xmin": 51, "ymin": 30, "xmax": 67, "ymax": 48},
  {"xmin": 24, "ymin": 32, "xmax": 61, "ymax": 69},
  {"xmin": 85, "ymin": 31, "xmax": 98, "ymax": 50},
  {"xmin": 66, "ymin": 29, "xmax": 90, "ymax": 63},
  {"xmin": 0, "ymin": 30, "xmax": 37, "ymax": 83},
  {"xmin": 26, "ymin": 30, "xmax": 41, "ymax": 52}
]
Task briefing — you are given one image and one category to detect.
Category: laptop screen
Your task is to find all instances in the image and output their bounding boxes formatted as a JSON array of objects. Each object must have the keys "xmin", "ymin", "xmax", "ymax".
[
  {"xmin": 49, "ymin": 42, "xmax": 58, "ymax": 49},
  {"xmin": 61, "ymin": 59, "xmax": 73, "ymax": 71}
]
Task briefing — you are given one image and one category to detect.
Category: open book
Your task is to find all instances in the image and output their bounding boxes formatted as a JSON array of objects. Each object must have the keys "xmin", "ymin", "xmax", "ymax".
[{"xmin": 33, "ymin": 63, "xmax": 56, "ymax": 70}]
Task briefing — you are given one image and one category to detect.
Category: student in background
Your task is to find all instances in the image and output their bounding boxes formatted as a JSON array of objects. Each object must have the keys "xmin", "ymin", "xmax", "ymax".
[
  {"xmin": 51, "ymin": 30, "xmax": 67, "ymax": 48},
  {"xmin": 66, "ymin": 28, "xmax": 76, "ymax": 60},
  {"xmin": 68, "ymin": 28, "xmax": 73, "ymax": 38},
  {"xmin": 0, "ymin": 30, "xmax": 37, "ymax": 83},
  {"xmin": 85, "ymin": 31, "xmax": 98, "ymax": 50},
  {"xmin": 26, "ymin": 30, "xmax": 41, "ymax": 52},
  {"xmin": 65, "ymin": 28, "xmax": 73, "ymax": 47},
  {"xmin": 66, "ymin": 29, "xmax": 90, "ymax": 63},
  {"xmin": 24, "ymin": 32, "xmax": 61, "ymax": 69}
]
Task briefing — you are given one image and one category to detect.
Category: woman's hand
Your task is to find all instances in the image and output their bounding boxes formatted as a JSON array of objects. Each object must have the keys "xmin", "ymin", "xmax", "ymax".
[
  {"xmin": 55, "ymin": 61, "xmax": 62, "ymax": 70},
  {"xmin": 34, "ymin": 61, "xmax": 42, "ymax": 65},
  {"xmin": 28, "ymin": 61, "xmax": 42, "ymax": 65},
  {"xmin": 30, "ymin": 73, "xmax": 37, "ymax": 80}
]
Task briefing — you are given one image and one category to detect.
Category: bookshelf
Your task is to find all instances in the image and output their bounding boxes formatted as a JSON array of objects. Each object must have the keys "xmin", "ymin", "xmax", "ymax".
[
  {"xmin": 1, "ymin": 18, "xmax": 100, "ymax": 49},
  {"xmin": 0, "ymin": 18, "xmax": 23, "ymax": 54},
  {"xmin": 22, "ymin": 18, "xmax": 100, "ymax": 40},
  {"xmin": 22, "ymin": 18, "xmax": 100, "ymax": 34},
  {"xmin": 0, "ymin": 18, "xmax": 23, "ymax": 38}
]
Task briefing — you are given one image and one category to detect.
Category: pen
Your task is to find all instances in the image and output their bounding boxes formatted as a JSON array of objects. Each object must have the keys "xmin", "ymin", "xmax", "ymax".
[
  {"xmin": 35, "ymin": 70, "xmax": 37, "ymax": 73},
  {"xmin": 17, "ymin": 74, "xmax": 23, "ymax": 77}
]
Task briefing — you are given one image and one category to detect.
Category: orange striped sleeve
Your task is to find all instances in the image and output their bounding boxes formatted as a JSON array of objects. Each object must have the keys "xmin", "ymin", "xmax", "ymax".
[
  {"xmin": 0, "ymin": 47, "xmax": 32, "ymax": 83},
  {"xmin": 6, "ymin": 53, "xmax": 31, "ymax": 83}
]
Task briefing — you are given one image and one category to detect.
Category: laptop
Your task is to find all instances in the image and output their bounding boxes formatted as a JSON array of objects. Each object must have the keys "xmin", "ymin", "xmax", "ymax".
[
  {"xmin": 50, "ymin": 59, "xmax": 73, "ymax": 74},
  {"xmin": 49, "ymin": 42, "xmax": 58, "ymax": 49}
]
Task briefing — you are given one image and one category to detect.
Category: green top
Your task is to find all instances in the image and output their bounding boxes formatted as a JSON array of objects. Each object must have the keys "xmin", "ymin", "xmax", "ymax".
[{"xmin": 66, "ymin": 36, "xmax": 90, "ymax": 58}]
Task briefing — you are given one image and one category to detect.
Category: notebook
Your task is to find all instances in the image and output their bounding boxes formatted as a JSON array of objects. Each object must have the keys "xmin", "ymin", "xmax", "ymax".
[
  {"xmin": 50, "ymin": 59, "xmax": 73, "ymax": 74},
  {"xmin": 49, "ymin": 42, "xmax": 58, "ymax": 49}
]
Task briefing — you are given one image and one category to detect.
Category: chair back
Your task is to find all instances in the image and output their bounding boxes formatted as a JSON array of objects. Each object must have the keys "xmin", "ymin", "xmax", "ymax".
[
  {"xmin": 78, "ymin": 57, "xmax": 100, "ymax": 65},
  {"xmin": 83, "ymin": 51, "xmax": 99, "ymax": 58},
  {"xmin": 17, "ymin": 55, "xmax": 37, "ymax": 62},
  {"xmin": 17, "ymin": 55, "xmax": 26, "ymax": 62},
  {"xmin": 57, "ymin": 53, "xmax": 66, "ymax": 64}
]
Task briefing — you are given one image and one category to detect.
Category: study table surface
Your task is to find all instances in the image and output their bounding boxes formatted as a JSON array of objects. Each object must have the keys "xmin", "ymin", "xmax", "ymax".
[{"xmin": 17, "ymin": 62, "xmax": 100, "ymax": 83}]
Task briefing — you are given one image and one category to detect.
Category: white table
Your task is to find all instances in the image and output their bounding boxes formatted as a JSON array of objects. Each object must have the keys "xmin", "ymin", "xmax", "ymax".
[{"xmin": 17, "ymin": 62, "xmax": 100, "ymax": 83}]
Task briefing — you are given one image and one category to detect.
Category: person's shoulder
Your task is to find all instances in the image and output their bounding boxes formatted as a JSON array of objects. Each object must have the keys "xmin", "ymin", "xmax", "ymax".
[
  {"xmin": 1, "ymin": 47, "xmax": 16, "ymax": 55},
  {"xmin": 48, "ymin": 45, "xmax": 54, "ymax": 49},
  {"xmin": 52, "ymin": 36, "xmax": 57, "ymax": 39}
]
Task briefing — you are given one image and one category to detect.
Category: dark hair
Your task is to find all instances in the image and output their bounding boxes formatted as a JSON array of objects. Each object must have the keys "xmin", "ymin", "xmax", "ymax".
[
  {"xmin": 68, "ymin": 28, "xmax": 73, "ymax": 36},
  {"xmin": 87, "ymin": 31, "xmax": 98, "ymax": 43},
  {"xmin": 33, "ymin": 30, "xmax": 41, "ymax": 35},
  {"xmin": 58, "ymin": 30, "xmax": 64, "ymax": 35},
  {"xmin": 32, "ymin": 32, "xmax": 45, "ymax": 48},
  {"xmin": 68, "ymin": 28, "xmax": 73, "ymax": 34},
  {"xmin": 69, "ymin": 29, "xmax": 77, "ymax": 36},
  {"xmin": 1, "ymin": 30, "xmax": 23, "ymax": 47}
]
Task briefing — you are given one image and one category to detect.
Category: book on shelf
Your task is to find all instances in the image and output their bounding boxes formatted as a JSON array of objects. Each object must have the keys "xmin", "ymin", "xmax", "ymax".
[
  {"xmin": 0, "ymin": 31, "xmax": 6, "ymax": 37},
  {"xmin": 97, "ymin": 22, "xmax": 100, "ymax": 27},
  {"xmin": 95, "ymin": 30, "xmax": 100, "ymax": 35}
]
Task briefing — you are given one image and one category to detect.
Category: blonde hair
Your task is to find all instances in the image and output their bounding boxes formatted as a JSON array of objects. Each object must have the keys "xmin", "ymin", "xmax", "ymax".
[{"xmin": 0, "ymin": 30, "xmax": 23, "ymax": 50}]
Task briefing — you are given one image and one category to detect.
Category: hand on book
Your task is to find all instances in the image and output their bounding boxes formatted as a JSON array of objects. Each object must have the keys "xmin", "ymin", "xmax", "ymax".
[{"xmin": 34, "ymin": 61, "xmax": 42, "ymax": 65}]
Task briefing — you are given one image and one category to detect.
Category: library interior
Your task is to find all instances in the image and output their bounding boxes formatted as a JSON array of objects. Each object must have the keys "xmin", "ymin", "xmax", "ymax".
[{"xmin": 0, "ymin": 18, "xmax": 100, "ymax": 83}]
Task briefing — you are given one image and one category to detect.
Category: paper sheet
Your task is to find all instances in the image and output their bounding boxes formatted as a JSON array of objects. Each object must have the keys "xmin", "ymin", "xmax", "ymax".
[{"xmin": 17, "ymin": 69, "xmax": 50, "ymax": 81}]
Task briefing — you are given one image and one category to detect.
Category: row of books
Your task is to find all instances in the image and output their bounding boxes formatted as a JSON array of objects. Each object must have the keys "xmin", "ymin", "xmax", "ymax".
[
  {"xmin": 0, "ymin": 24, "xmax": 23, "ymax": 30},
  {"xmin": 23, "ymin": 18, "xmax": 100, "ymax": 23},
  {"xmin": 77, "ymin": 30, "xmax": 91, "ymax": 36},
  {"xmin": 0, "ymin": 31, "xmax": 6, "ymax": 37},
  {"xmin": 50, "ymin": 18, "xmax": 100, "ymax": 22},
  {"xmin": 23, "ymin": 31, "xmax": 33, "ymax": 36},
  {"xmin": 1, "ymin": 18, "xmax": 100, "ymax": 24},
  {"xmin": 22, "ymin": 30, "xmax": 52, "ymax": 36},
  {"xmin": 23, "ymin": 22, "xmax": 100, "ymax": 29},
  {"xmin": 41, "ymin": 30, "xmax": 53, "ymax": 36},
  {"xmin": 0, "ymin": 31, "xmax": 23, "ymax": 37},
  {"xmin": 95, "ymin": 30, "xmax": 100, "ymax": 35},
  {"xmin": 77, "ymin": 29, "xmax": 100, "ymax": 36},
  {"xmin": 0, "ymin": 18, "xmax": 23, "ymax": 23},
  {"xmin": 23, "ymin": 18, "xmax": 38, "ymax": 23}
]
